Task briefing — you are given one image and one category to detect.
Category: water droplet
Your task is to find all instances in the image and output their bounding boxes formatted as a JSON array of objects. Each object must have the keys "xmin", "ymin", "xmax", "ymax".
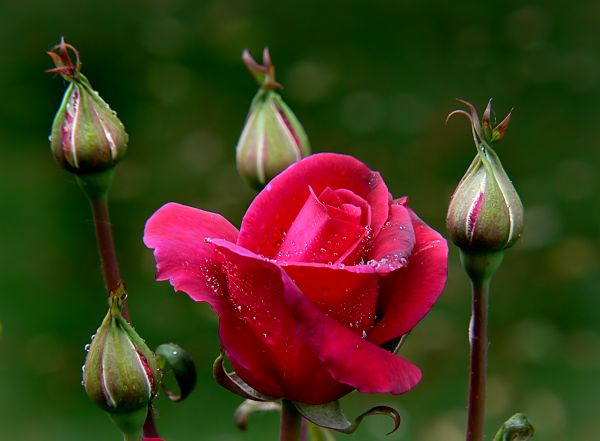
[
  {"xmin": 84, "ymin": 344, "xmax": 90, "ymax": 352},
  {"xmin": 252, "ymin": 316, "xmax": 257, "ymax": 320},
  {"xmin": 361, "ymin": 330, "xmax": 368, "ymax": 339},
  {"xmin": 204, "ymin": 237, "xmax": 213, "ymax": 243}
]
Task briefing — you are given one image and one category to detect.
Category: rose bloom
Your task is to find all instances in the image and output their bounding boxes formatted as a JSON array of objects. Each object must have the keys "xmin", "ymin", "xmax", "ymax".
[{"xmin": 144, "ymin": 153, "xmax": 448, "ymax": 404}]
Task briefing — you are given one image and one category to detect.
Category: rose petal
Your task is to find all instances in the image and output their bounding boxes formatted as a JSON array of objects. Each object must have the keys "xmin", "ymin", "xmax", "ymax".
[
  {"xmin": 364, "ymin": 202, "xmax": 416, "ymax": 271},
  {"xmin": 143, "ymin": 202, "xmax": 238, "ymax": 306},
  {"xmin": 238, "ymin": 153, "xmax": 390, "ymax": 258},
  {"xmin": 368, "ymin": 209, "xmax": 449, "ymax": 346},
  {"xmin": 280, "ymin": 272, "xmax": 422, "ymax": 395},
  {"xmin": 211, "ymin": 239, "xmax": 352, "ymax": 404},
  {"xmin": 277, "ymin": 188, "xmax": 366, "ymax": 264},
  {"xmin": 319, "ymin": 187, "xmax": 371, "ymax": 226},
  {"xmin": 283, "ymin": 264, "xmax": 379, "ymax": 334}
]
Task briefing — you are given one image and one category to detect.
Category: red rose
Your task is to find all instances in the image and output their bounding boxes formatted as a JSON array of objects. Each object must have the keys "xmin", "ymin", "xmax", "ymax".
[{"xmin": 144, "ymin": 153, "xmax": 448, "ymax": 404}]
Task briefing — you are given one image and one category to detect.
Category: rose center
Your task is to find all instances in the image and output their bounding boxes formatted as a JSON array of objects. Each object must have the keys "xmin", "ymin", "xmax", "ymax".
[{"xmin": 276, "ymin": 187, "xmax": 371, "ymax": 264}]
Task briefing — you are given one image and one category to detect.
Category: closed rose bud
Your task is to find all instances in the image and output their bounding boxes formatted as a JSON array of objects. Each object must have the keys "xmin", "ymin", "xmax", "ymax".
[
  {"xmin": 236, "ymin": 48, "xmax": 310, "ymax": 189},
  {"xmin": 83, "ymin": 296, "xmax": 160, "ymax": 414},
  {"xmin": 446, "ymin": 99, "xmax": 524, "ymax": 252},
  {"xmin": 48, "ymin": 38, "xmax": 128, "ymax": 176}
]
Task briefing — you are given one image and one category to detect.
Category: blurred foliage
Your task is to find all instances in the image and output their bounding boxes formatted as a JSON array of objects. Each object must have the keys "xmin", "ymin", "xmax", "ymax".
[{"xmin": 0, "ymin": 0, "xmax": 599, "ymax": 440}]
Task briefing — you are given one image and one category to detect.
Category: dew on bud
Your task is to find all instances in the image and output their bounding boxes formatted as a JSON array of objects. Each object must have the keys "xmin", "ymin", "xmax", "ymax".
[
  {"xmin": 47, "ymin": 38, "xmax": 128, "ymax": 177},
  {"xmin": 236, "ymin": 48, "xmax": 311, "ymax": 190},
  {"xmin": 446, "ymin": 99, "xmax": 524, "ymax": 252}
]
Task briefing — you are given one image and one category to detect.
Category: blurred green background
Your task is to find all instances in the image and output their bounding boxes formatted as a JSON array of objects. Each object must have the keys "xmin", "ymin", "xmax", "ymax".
[{"xmin": 1, "ymin": 0, "xmax": 599, "ymax": 439}]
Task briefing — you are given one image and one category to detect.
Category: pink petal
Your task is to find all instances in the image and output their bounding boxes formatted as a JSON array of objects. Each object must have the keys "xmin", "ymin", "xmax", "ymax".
[
  {"xmin": 283, "ymin": 264, "xmax": 379, "ymax": 334},
  {"xmin": 281, "ymin": 272, "xmax": 422, "ymax": 395},
  {"xmin": 210, "ymin": 239, "xmax": 352, "ymax": 404},
  {"xmin": 143, "ymin": 202, "xmax": 238, "ymax": 306},
  {"xmin": 277, "ymin": 188, "xmax": 366, "ymax": 264},
  {"xmin": 368, "ymin": 209, "xmax": 449, "ymax": 346},
  {"xmin": 238, "ymin": 153, "xmax": 390, "ymax": 258},
  {"xmin": 365, "ymin": 202, "xmax": 416, "ymax": 271}
]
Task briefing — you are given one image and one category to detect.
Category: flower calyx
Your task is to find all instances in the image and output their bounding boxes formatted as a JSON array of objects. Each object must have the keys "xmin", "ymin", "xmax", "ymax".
[
  {"xmin": 446, "ymin": 99, "xmax": 524, "ymax": 257},
  {"xmin": 47, "ymin": 38, "xmax": 128, "ymax": 183},
  {"xmin": 242, "ymin": 48, "xmax": 282, "ymax": 91}
]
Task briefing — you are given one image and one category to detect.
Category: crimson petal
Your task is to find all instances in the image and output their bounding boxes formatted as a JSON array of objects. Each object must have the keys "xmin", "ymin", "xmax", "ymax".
[
  {"xmin": 143, "ymin": 202, "xmax": 238, "ymax": 306},
  {"xmin": 210, "ymin": 239, "xmax": 352, "ymax": 404},
  {"xmin": 281, "ymin": 271, "xmax": 422, "ymax": 395},
  {"xmin": 368, "ymin": 209, "xmax": 448, "ymax": 346},
  {"xmin": 238, "ymin": 153, "xmax": 390, "ymax": 258}
]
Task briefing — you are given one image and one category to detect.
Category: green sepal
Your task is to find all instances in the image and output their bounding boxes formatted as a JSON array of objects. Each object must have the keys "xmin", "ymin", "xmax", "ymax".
[
  {"xmin": 293, "ymin": 400, "xmax": 400, "ymax": 435},
  {"xmin": 155, "ymin": 343, "xmax": 197, "ymax": 402},
  {"xmin": 212, "ymin": 352, "xmax": 277, "ymax": 402},
  {"xmin": 493, "ymin": 413, "xmax": 535, "ymax": 441},
  {"xmin": 234, "ymin": 399, "xmax": 281, "ymax": 431}
]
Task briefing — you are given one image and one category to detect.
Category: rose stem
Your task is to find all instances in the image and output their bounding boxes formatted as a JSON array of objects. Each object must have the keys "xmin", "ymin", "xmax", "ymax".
[
  {"xmin": 88, "ymin": 194, "xmax": 160, "ymax": 439},
  {"xmin": 89, "ymin": 194, "xmax": 130, "ymax": 321},
  {"xmin": 280, "ymin": 400, "xmax": 302, "ymax": 441},
  {"xmin": 465, "ymin": 279, "xmax": 490, "ymax": 441}
]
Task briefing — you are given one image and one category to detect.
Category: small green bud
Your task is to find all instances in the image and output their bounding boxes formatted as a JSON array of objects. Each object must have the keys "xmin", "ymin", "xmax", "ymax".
[
  {"xmin": 446, "ymin": 99, "xmax": 524, "ymax": 252},
  {"xmin": 83, "ymin": 295, "xmax": 160, "ymax": 415},
  {"xmin": 236, "ymin": 48, "xmax": 310, "ymax": 189},
  {"xmin": 48, "ymin": 38, "xmax": 128, "ymax": 176}
]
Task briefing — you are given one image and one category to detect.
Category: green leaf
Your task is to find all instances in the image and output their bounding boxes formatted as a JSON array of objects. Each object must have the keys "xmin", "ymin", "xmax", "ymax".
[
  {"xmin": 293, "ymin": 400, "xmax": 400, "ymax": 435},
  {"xmin": 493, "ymin": 413, "xmax": 535, "ymax": 441},
  {"xmin": 155, "ymin": 343, "xmax": 197, "ymax": 402}
]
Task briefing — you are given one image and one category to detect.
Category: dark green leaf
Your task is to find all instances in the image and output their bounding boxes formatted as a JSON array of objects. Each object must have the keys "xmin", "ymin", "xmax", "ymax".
[
  {"xmin": 493, "ymin": 413, "xmax": 535, "ymax": 441},
  {"xmin": 293, "ymin": 400, "xmax": 400, "ymax": 435},
  {"xmin": 155, "ymin": 343, "xmax": 197, "ymax": 402}
]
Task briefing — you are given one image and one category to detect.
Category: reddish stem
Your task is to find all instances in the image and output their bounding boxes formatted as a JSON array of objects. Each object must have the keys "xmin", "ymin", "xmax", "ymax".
[
  {"xmin": 89, "ymin": 195, "xmax": 130, "ymax": 321},
  {"xmin": 280, "ymin": 400, "xmax": 302, "ymax": 441},
  {"xmin": 142, "ymin": 406, "xmax": 160, "ymax": 439},
  {"xmin": 465, "ymin": 280, "xmax": 490, "ymax": 441}
]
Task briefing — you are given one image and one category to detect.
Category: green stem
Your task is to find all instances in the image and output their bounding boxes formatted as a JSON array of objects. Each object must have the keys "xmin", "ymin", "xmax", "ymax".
[
  {"xmin": 280, "ymin": 401, "xmax": 302, "ymax": 441},
  {"xmin": 465, "ymin": 278, "xmax": 490, "ymax": 441}
]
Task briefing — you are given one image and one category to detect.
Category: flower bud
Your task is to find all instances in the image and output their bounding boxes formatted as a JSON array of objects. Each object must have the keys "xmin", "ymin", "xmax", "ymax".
[
  {"xmin": 446, "ymin": 99, "xmax": 524, "ymax": 252},
  {"xmin": 83, "ymin": 295, "xmax": 160, "ymax": 414},
  {"xmin": 236, "ymin": 48, "xmax": 310, "ymax": 189},
  {"xmin": 47, "ymin": 38, "xmax": 128, "ymax": 176}
]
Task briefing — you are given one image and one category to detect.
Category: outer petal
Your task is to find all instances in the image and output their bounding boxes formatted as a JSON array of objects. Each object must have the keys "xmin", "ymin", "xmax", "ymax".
[
  {"xmin": 238, "ymin": 153, "xmax": 390, "ymax": 258},
  {"xmin": 210, "ymin": 239, "xmax": 351, "ymax": 404},
  {"xmin": 368, "ymin": 209, "xmax": 449, "ymax": 346},
  {"xmin": 143, "ymin": 202, "xmax": 238, "ymax": 306},
  {"xmin": 281, "ymin": 272, "xmax": 422, "ymax": 395},
  {"xmin": 282, "ymin": 265, "xmax": 379, "ymax": 334}
]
